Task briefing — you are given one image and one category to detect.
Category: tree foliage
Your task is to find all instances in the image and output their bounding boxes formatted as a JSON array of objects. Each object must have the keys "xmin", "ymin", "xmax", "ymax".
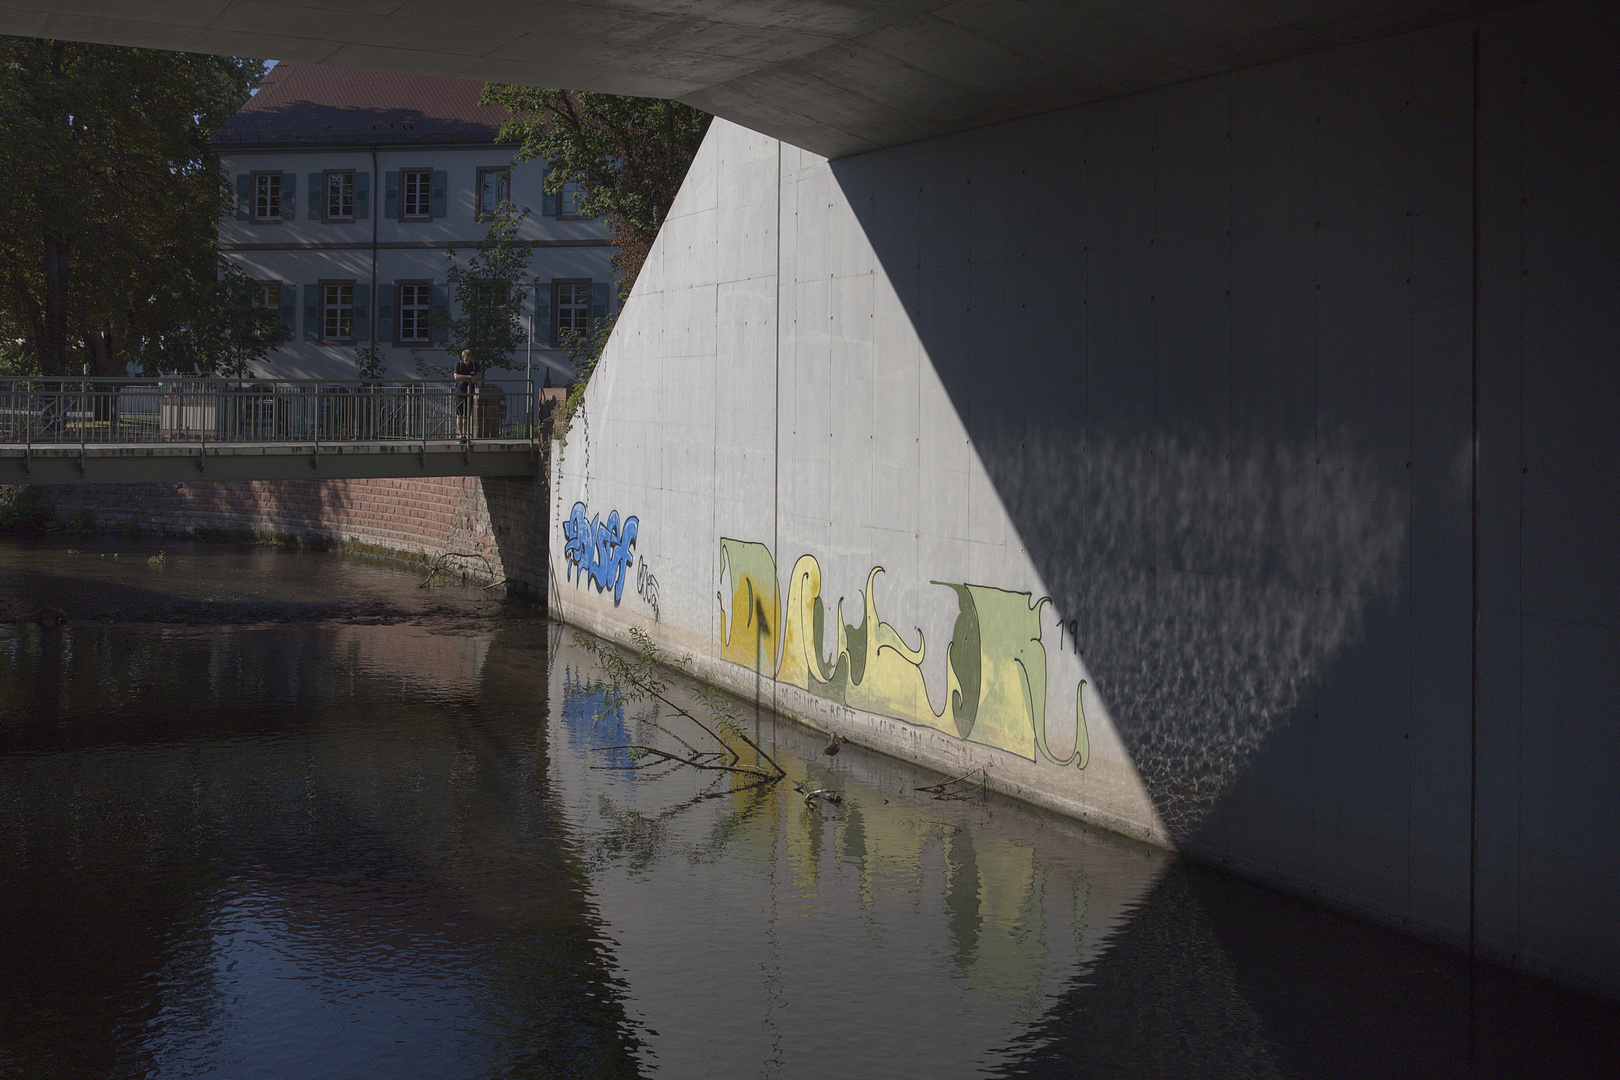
[
  {"xmin": 418, "ymin": 203, "xmax": 532, "ymax": 375},
  {"xmin": 0, "ymin": 37, "xmax": 267, "ymax": 377},
  {"xmin": 478, "ymin": 87, "xmax": 710, "ymax": 294},
  {"xmin": 136, "ymin": 261, "xmax": 291, "ymax": 378}
]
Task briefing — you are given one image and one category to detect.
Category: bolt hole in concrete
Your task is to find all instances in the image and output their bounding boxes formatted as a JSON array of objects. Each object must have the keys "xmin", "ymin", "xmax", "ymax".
[{"xmin": 0, "ymin": 536, "xmax": 1616, "ymax": 1078}]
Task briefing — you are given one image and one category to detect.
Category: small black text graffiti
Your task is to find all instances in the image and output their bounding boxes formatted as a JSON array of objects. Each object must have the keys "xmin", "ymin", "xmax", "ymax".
[{"xmin": 636, "ymin": 556, "xmax": 661, "ymax": 622}]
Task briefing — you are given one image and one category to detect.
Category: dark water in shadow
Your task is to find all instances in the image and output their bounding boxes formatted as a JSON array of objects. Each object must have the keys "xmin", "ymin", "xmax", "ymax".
[{"xmin": 1, "ymin": 538, "xmax": 1614, "ymax": 1078}]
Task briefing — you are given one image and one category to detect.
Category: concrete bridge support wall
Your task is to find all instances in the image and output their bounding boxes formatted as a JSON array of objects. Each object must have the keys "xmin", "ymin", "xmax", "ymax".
[{"xmin": 551, "ymin": 0, "xmax": 1619, "ymax": 995}]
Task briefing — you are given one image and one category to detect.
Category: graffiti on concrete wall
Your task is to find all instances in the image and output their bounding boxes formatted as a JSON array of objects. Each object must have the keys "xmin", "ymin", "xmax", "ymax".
[
  {"xmin": 562, "ymin": 501, "xmax": 639, "ymax": 604},
  {"xmin": 636, "ymin": 556, "xmax": 661, "ymax": 622},
  {"xmin": 718, "ymin": 538, "xmax": 1088, "ymax": 768}
]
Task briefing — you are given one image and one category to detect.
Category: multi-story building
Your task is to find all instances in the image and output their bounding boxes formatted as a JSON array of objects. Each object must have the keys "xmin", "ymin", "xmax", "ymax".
[{"xmin": 211, "ymin": 62, "xmax": 616, "ymax": 383}]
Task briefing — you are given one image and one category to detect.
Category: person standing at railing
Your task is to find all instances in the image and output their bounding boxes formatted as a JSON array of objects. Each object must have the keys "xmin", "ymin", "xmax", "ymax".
[{"xmin": 453, "ymin": 348, "xmax": 482, "ymax": 438}]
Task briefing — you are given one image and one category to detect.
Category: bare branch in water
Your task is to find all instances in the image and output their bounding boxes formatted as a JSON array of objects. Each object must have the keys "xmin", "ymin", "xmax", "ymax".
[{"xmin": 575, "ymin": 628, "xmax": 786, "ymax": 782}]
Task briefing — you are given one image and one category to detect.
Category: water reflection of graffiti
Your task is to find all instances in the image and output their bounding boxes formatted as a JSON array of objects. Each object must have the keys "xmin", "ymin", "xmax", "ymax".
[
  {"xmin": 636, "ymin": 557, "xmax": 661, "ymax": 622},
  {"xmin": 562, "ymin": 501, "xmax": 638, "ymax": 604},
  {"xmin": 717, "ymin": 538, "xmax": 1087, "ymax": 768},
  {"xmin": 560, "ymin": 666, "xmax": 635, "ymax": 776}
]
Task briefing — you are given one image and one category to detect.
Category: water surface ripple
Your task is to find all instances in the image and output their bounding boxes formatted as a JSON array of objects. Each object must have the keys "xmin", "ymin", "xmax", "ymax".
[{"xmin": 1, "ymin": 537, "xmax": 1614, "ymax": 1079}]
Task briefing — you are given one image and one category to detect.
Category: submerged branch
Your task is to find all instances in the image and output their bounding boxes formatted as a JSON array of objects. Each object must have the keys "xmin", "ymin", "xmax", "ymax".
[
  {"xmin": 916, "ymin": 768, "xmax": 988, "ymax": 800},
  {"xmin": 419, "ymin": 550, "xmax": 492, "ymax": 587},
  {"xmin": 589, "ymin": 744, "xmax": 774, "ymax": 777},
  {"xmin": 575, "ymin": 628, "xmax": 786, "ymax": 782}
]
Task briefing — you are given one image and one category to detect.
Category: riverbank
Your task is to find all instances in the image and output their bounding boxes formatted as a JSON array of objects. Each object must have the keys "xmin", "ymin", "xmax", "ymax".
[{"xmin": 2, "ymin": 475, "xmax": 546, "ymax": 600}]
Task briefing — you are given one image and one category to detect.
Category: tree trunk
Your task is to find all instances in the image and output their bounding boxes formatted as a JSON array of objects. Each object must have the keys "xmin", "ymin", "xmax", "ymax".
[{"xmin": 41, "ymin": 193, "xmax": 69, "ymax": 378}]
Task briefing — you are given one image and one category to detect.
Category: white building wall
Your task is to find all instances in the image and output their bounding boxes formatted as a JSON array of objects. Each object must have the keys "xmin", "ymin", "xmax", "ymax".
[
  {"xmin": 218, "ymin": 144, "xmax": 615, "ymax": 382},
  {"xmin": 552, "ymin": 0, "xmax": 1619, "ymax": 997}
]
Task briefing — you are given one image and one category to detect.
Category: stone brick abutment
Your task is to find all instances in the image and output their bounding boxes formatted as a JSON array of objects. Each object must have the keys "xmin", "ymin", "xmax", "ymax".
[{"xmin": 43, "ymin": 475, "xmax": 547, "ymax": 597}]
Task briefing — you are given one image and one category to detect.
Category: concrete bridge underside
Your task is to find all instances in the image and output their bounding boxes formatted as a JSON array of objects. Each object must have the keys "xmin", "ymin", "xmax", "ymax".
[{"xmin": 0, "ymin": 0, "xmax": 1515, "ymax": 158}]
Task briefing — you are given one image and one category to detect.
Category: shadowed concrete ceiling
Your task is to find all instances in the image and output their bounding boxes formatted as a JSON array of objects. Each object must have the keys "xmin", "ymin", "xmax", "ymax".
[{"xmin": 0, "ymin": 1, "xmax": 1514, "ymax": 157}]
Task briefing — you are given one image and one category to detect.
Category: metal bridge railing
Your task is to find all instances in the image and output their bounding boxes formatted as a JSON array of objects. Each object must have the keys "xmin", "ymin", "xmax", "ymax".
[{"xmin": 0, "ymin": 378, "xmax": 540, "ymax": 450}]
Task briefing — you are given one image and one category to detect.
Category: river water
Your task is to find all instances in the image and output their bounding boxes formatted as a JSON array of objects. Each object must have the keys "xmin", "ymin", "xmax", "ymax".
[{"xmin": 1, "ymin": 536, "xmax": 1615, "ymax": 1079}]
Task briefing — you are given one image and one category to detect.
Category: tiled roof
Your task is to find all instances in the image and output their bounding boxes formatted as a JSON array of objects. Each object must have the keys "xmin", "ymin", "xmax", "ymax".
[{"xmin": 211, "ymin": 62, "xmax": 511, "ymax": 147}]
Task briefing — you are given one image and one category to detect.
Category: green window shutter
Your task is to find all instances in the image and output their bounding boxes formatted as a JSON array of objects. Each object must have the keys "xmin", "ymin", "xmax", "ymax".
[
  {"xmin": 590, "ymin": 280, "xmax": 608, "ymax": 331},
  {"xmin": 384, "ymin": 171, "xmax": 399, "ymax": 219},
  {"xmin": 430, "ymin": 284, "xmax": 449, "ymax": 343},
  {"xmin": 280, "ymin": 172, "xmax": 296, "ymax": 218},
  {"xmin": 235, "ymin": 175, "xmax": 251, "ymax": 220},
  {"xmin": 353, "ymin": 284, "xmax": 370, "ymax": 341},
  {"xmin": 307, "ymin": 173, "xmax": 321, "ymax": 220},
  {"xmin": 378, "ymin": 288, "xmax": 394, "ymax": 341},
  {"xmin": 303, "ymin": 284, "xmax": 318, "ymax": 341},
  {"xmin": 534, "ymin": 279, "xmax": 552, "ymax": 346},
  {"xmin": 540, "ymin": 166, "xmax": 558, "ymax": 217},
  {"xmin": 278, "ymin": 283, "xmax": 296, "ymax": 333},
  {"xmin": 431, "ymin": 171, "xmax": 447, "ymax": 219},
  {"xmin": 355, "ymin": 172, "xmax": 370, "ymax": 220}
]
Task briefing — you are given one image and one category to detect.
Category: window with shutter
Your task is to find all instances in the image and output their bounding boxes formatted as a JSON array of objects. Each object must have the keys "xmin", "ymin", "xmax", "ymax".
[
  {"xmin": 558, "ymin": 182, "xmax": 588, "ymax": 219},
  {"xmin": 324, "ymin": 170, "xmax": 355, "ymax": 222},
  {"xmin": 552, "ymin": 279, "xmax": 590, "ymax": 347},
  {"xmin": 251, "ymin": 281, "xmax": 287, "ymax": 342},
  {"xmin": 401, "ymin": 169, "xmax": 433, "ymax": 221},
  {"xmin": 251, "ymin": 172, "xmax": 282, "ymax": 222},
  {"xmin": 395, "ymin": 282, "xmax": 432, "ymax": 344},
  {"xmin": 476, "ymin": 166, "xmax": 510, "ymax": 221},
  {"xmin": 470, "ymin": 281, "xmax": 511, "ymax": 347},
  {"xmin": 319, "ymin": 281, "xmax": 356, "ymax": 342}
]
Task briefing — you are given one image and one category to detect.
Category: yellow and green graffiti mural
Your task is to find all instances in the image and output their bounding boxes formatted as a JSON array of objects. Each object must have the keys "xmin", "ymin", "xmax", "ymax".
[{"xmin": 718, "ymin": 539, "xmax": 1088, "ymax": 768}]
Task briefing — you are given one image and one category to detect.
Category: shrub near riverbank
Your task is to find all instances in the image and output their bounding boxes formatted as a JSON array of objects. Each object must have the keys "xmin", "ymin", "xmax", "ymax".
[{"xmin": 0, "ymin": 487, "xmax": 53, "ymax": 532}]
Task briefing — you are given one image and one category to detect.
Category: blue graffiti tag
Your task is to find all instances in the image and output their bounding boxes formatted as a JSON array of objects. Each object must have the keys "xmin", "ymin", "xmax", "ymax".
[{"xmin": 562, "ymin": 501, "xmax": 639, "ymax": 604}]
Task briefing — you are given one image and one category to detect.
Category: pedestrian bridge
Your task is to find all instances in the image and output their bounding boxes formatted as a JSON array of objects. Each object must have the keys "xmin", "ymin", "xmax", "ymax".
[{"xmin": 1, "ymin": 378, "xmax": 544, "ymax": 485}]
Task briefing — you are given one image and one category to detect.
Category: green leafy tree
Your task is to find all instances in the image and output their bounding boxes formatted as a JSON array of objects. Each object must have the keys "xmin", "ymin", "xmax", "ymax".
[
  {"xmin": 132, "ymin": 261, "xmax": 290, "ymax": 378},
  {"xmin": 0, "ymin": 37, "xmax": 264, "ymax": 377},
  {"xmin": 418, "ymin": 203, "xmax": 532, "ymax": 375},
  {"xmin": 477, "ymin": 87, "xmax": 710, "ymax": 295}
]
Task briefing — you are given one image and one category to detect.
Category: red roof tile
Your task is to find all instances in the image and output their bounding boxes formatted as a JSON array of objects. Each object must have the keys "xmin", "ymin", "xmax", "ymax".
[{"xmin": 212, "ymin": 62, "xmax": 511, "ymax": 147}]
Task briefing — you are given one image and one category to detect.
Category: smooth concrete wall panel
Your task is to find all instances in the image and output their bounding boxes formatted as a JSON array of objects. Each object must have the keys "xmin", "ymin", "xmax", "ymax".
[
  {"xmin": 1406, "ymin": 598, "xmax": 1475, "ymax": 935},
  {"xmin": 1152, "ymin": 76, "xmax": 1235, "ymax": 246},
  {"xmin": 1517, "ymin": 616, "xmax": 1620, "ymax": 972},
  {"xmin": 553, "ymin": 0, "xmax": 1618, "ymax": 996},
  {"xmin": 1521, "ymin": 209, "xmax": 1619, "ymax": 627}
]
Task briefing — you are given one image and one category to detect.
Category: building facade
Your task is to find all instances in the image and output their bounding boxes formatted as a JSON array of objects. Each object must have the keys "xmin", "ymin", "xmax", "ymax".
[{"xmin": 212, "ymin": 62, "xmax": 615, "ymax": 384}]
